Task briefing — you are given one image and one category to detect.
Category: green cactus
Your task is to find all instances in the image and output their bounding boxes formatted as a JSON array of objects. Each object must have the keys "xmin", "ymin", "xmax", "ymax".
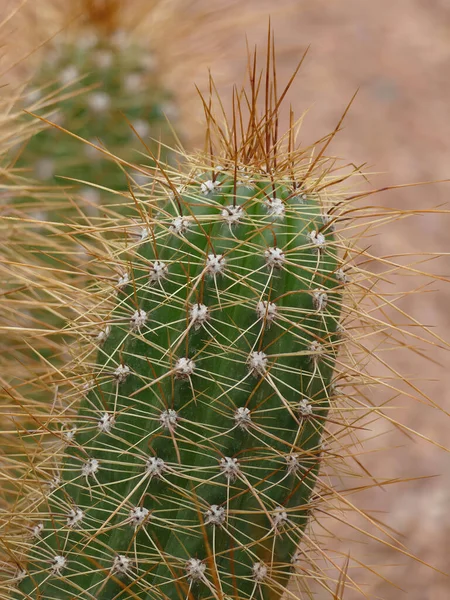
[
  {"xmin": 2, "ymin": 43, "xmax": 349, "ymax": 598},
  {"xmin": 17, "ymin": 27, "xmax": 176, "ymax": 220},
  {"xmin": 13, "ymin": 165, "xmax": 341, "ymax": 599}
]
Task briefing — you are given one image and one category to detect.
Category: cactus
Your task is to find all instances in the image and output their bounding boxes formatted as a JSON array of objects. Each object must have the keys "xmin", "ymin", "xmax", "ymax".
[
  {"xmin": 10, "ymin": 171, "xmax": 340, "ymax": 597},
  {"xmin": 18, "ymin": 26, "xmax": 176, "ymax": 218},
  {"xmin": 2, "ymin": 41, "xmax": 345, "ymax": 598},
  {"xmin": 1, "ymin": 35, "xmax": 448, "ymax": 600}
]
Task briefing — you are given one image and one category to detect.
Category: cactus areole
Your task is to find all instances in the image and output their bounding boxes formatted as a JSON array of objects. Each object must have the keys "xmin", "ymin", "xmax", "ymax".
[{"xmin": 12, "ymin": 49, "xmax": 347, "ymax": 600}]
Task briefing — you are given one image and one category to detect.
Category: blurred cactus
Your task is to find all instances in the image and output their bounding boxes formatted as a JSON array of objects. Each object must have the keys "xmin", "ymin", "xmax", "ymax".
[
  {"xmin": 1, "ymin": 3, "xmax": 179, "ymax": 428},
  {"xmin": 19, "ymin": 27, "xmax": 176, "ymax": 220}
]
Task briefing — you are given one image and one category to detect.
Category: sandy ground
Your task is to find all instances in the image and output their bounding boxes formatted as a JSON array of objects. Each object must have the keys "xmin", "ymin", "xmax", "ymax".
[{"xmin": 1, "ymin": 1, "xmax": 449, "ymax": 598}]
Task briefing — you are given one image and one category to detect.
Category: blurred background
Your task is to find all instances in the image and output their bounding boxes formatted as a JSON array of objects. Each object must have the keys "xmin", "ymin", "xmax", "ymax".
[{"xmin": 1, "ymin": 1, "xmax": 449, "ymax": 598}]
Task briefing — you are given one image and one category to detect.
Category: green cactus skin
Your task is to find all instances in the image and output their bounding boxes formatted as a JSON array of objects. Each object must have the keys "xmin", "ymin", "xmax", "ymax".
[
  {"xmin": 19, "ymin": 29, "xmax": 176, "ymax": 218},
  {"xmin": 10, "ymin": 157, "xmax": 343, "ymax": 599}
]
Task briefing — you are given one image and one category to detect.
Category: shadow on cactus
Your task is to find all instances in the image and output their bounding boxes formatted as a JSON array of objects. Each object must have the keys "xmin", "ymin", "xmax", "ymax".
[{"xmin": 1, "ymin": 35, "xmax": 448, "ymax": 600}]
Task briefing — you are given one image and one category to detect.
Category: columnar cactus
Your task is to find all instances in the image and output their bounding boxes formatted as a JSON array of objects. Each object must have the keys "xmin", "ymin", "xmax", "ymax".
[
  {"xmin": 1, "ymin": 38, "xmax": 447, "ymax": 600},
  {"xmin": 13, "ymin": 163, "xmax": 342, "ymax": 599},
  {"xmin": 3, "ymin": 44, "xmax": 347, "ymax": 598},
  {"xmin": 18, "ymin": 25, "xmax": 176, "ymax": 220}
]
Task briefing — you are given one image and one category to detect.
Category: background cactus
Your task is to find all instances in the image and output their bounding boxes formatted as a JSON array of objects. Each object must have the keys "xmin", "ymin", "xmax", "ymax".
[
  {"xmin": 17, "ymin": 25, "xmax": 176, "ymax": 221},
  {"xmin": 1, "ymin": 26, "xmax": 449, "ymax": 600},
  {"xmin": 1, "ymin": 43, "xmax": 348, "ymax": 599}
]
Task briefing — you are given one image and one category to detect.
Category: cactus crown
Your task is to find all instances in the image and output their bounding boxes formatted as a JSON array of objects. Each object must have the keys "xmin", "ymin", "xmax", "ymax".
[{"xmin": 1, "ymin": 35, "xmax": 447, "ymax": 600}]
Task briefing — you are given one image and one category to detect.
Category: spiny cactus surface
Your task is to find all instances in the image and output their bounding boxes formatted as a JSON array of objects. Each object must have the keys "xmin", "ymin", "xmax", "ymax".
[
  {"xmin": 14, "ymin": 160, "xmax": 342, "ymax": 599},
  {"xmin": 2, "ymin": 38, "xmax": 352, "ymax": 597}
]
